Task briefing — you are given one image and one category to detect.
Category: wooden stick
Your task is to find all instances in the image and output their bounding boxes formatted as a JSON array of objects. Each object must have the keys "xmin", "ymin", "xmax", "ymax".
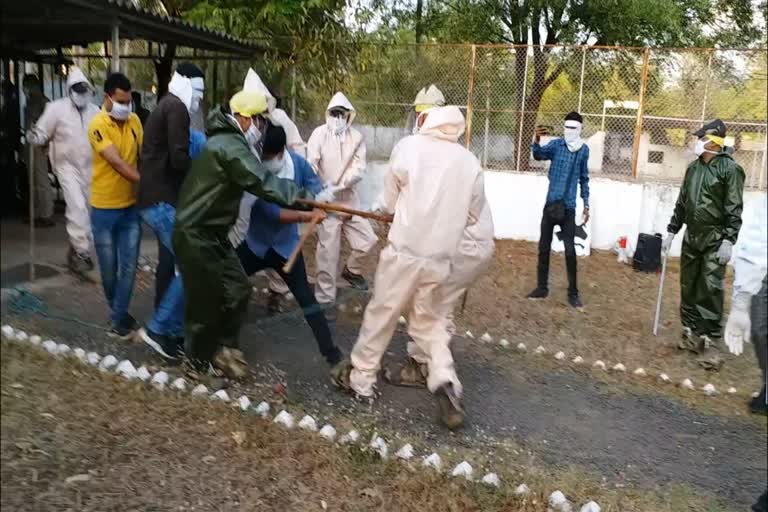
[
  {"xmin": 297, "ymin": 199, "xmax": 393, "ymax": 223},
  {"xmin": 282, "ymin": 216, "xmax": 322, "ymax": 274}
]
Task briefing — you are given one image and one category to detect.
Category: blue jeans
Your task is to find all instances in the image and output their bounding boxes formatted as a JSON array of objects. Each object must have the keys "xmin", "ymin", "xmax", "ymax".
[
  {"xmin": 91, "ymin": 206, "xmax": 141, "ymax": 328},
  {"xmin": 140, "ymin": 202, "xmax": 184, "ymax": 337}
]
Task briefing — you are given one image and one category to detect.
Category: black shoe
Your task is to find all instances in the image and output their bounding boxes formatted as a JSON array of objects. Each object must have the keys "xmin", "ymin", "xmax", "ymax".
[
  {"xmin": 68, "ymin": 247, "xmax": 94, "ymax": 275},
  {"xmin": 568, "ymin": 294, "xmax": 584, "ymax": 309},
  {"xmin": 342, "ymin": 267, "xmax": 369, "ymax": 290},
  {"xmin": 527, "ymin": 287, "xmax": 549, "ymax": 300},
  {"xmin": 137, "ymin": 327, "xmax": 179, "ymax": 360},
  {"xmin": 436, "ymin": 383, "xmax": 465, "ymax": 431},
  {"xmin": 749, "ymin": 387, "xmax": 767, "ymax": 416},
  {"xmin": 753, "ymin": 489, "xmax": 768, "ymax": 512},
  {"xmin": 323, "ymin": 303, "xmax": 337, "ymax": 323},
  {"xmin": 267, "ymin": 291, "xmax": 283, "ymax": 316},
  {"xmin": 107, "ymin": 314, "xmax": 139, "ymax": 340}
]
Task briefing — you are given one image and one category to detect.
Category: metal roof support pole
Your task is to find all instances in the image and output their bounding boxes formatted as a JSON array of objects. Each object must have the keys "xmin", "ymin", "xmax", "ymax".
[{"xmin": 111, "ymin": 21, "xmax": 120, "ymax": 72}]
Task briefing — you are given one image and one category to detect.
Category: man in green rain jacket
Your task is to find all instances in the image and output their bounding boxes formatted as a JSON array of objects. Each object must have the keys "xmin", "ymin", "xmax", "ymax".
[
  {"xmin": 173, "ymin": 90, "xmax": 313, "ymax": 376},
  {"xmin": 662, "ymin": 119, "xmax": 745, "ymax": 370}
]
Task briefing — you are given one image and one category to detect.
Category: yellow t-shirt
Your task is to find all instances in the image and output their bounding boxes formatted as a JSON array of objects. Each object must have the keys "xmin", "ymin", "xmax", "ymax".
[{"xmin": 88, "ymin": 109, "xmax": 143, "ymax": 209}]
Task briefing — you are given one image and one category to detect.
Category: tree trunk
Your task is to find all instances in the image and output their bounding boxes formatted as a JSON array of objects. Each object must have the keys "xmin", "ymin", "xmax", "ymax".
[
  {"xmin": 415, "ymin": 0, "xmax": 424, "ymax": 43},
  {"xmin": 154, "ymin": 43, "xmax": 176, "ymax": 99},
  {"xmin": 518, "ymin": 47, "xmax": 554, "ymax": 171}
]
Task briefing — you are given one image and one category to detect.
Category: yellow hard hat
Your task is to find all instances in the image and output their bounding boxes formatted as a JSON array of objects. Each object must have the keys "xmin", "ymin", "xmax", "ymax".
[{"xmin": 229, "ymin": 89, "xmax": 268, "ymax": 117}]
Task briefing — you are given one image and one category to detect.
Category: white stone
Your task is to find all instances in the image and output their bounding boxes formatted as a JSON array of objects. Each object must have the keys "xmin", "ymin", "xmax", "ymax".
[
  {"xmin": 727, "ymin": 387, "xmax": 738, "ymax": 394},
  {"xmin": 611, "ymin": 363, "xmax": 626, "ymax": 372},
  {"xmin": 150, "ymin": 371, "xmax": 169, "ymax": 389},
  {"xmin": 55, "ymin": 344, "xmax": 70, "ymax": 356},
  {"xmin": 353, "ymin": 305, "xmax": 362, "ymax": 314},
  {"xmin": 580, "ymin": 501, "xmax": 601, "ymax": 512},
  {"xmin": 702, "ymin": 383, "xmax": 717, "ymax": 396},
  {"xmin": 86, "ymin": 352, "xmax": 101, "ymax": 366},
  {"xmin": 633, "ymin": 367, "xmax": 647, "ymax": 377},
  {"xmin": 753, "ymin": 391, "xmax": 761, "ymax": 398},
  {"xmin": 481, "ymin": 473, "xmax": 501, "ymax": 487},
  {"xmin": 572, "ymin": 356, "xmax": 584, "ymax": 364},
  {"xmin": 298, "ymin": 415, "xmax": 318, "ymax": 432},
  {"xmin": 514, "ymin": 483, "xmax": 530, "ymax": 495},
  {"xmin": 554, "ymin": 351, "xmax": 566, "ymax": 360},
  {"xmin": 136, "ymin": 366, "xmax": 151, "ymax": 382},
  {"xmin": 319, "ymin": 424, "xmax": 337, "ymax": 441},
  {"xmin": 592, "ymin": 360, "xmax": 606, "ymax": 370},
  {"xmin": 422, "ymin": 452, "xmax": 442, "ymax": 471},
  {"xmin": 658, "ymin": 373, "xmax": 671, "ymax": 382},
  {"xmin": 465, "ymin": 330, "xmax": 474, "ymax": 339},
  {"xmin": 369, "ymin": 436, "xmax": 388, "ymax": 459},
  {"xmin": 1, "ymin": 325, "xmax": 14, "ymax": 338},
  {"xmin": 516, "ymin": 342, "xmax": 527, "ymax": 352},
  {"xmin": 398, "ymin": 316, "xmax": 407, "ymax": 325},
  {"xmin": 99, "ymin": 355, "xmax": 118, "ymax": 371},
  {"xmin": 42, "ymin": 339, "xmax": 58, "ymax": 354},
  {"xmin": 29, "ymin": 335, "xmax": 42, "ymax": 345},
  {"xmin": 549, "ymin": 490, "xmax": 572, "ymax": 511},
  {"xmin": 499, "ymin": 338, "xmax": 510, "ymax": 348},
  {"xmin": 395, "ymin": 443, "xmax": 415, "ymax": 460},
  {"xmin": 339, "ymin": 430, "xmax": 360, "ymax": 445},
  {"xmin": 211, "ymin": 390, "xmax": 230, "ymax": 402},
  {"xmin": 255, "ymin": 401, "xmax": 271, "ymax": 418},
  {"xmin": 273, "ymin": 410, "xmax": 295, "ymax": 429},
  {"xmin": 338, "ymin": 303, "xmax": 347, "ymax": 312},
  {"xmin": 191, "ymin": 384, "xmax": 208, "ymax": 396},
  {"xmin": 681, "ymin": 378, "xmax": 694, "ymax": 390},
  {"xmin": 480, "ymin": 332, "xmax": 493, "ymax": 343},
  {"xmin": 14, "ymin": 330, "xmax": 28, "ymax": 342},
  {"xmin": 73, "ymin": 348, "xmax": 87, "ymax": 362},
  {"xmin": 170, "ymin": 378, "xmax": 187, "ymax": 391},
  {"xmin": 261, "ymin": 288, "xmax": 269, "ymax": 294},
  {"xmin": 534, "ymin": 345, "xmax": 546, "ymax": 354},
  {"xmin": 116, "ymin": 360, "xmax": 138, "ymax": 379},
  {"xmin": 236, "ymin": 395, "xmax": 252, "ymax": 411},
  {"xmin": 451, "ymin": 461, "xmax": 474, "ymax": 480}
]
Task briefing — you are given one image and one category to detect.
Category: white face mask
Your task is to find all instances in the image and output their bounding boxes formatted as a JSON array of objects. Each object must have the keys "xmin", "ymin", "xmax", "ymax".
[
  {"xmin": 328, "ymin": 116, "xmax": 347, "ymax": 136},
  {"xmin": 70, "ymin": 91, "xmax": 91, "ymax": 109},
  {"xmin": 109, "ymin": 99, "xmax": 132, "ymax": 121},
  {"xmin": 694, "ymin": 138, "xmax": 719, "ymax": 157},
  {"xmin": 245, "ymin": 122, "xmax": 261, "ymax": 148},
  {"xmin": 263, "ymin": 155, "xmax": 284, "ymax": 174},
  {"xmin": 563, "ymin": 122, "xmax": 583, "ymax": 152}
]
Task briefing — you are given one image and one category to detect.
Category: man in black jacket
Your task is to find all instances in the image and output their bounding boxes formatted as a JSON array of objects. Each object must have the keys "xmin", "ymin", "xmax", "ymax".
[{"xmin": 136, "ymin": 62, "xmax": 205, "ymax": 358}]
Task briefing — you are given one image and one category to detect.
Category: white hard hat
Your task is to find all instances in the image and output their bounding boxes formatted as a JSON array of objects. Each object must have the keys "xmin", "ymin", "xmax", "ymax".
[{"xmin": 413, "ymin": 84, "xmax": 446, "ymax": 112}]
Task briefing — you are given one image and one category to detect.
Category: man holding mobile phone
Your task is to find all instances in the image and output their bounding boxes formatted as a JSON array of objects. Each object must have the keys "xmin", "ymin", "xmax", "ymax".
[{"xmin": 526, "ymin": 111, "xmax": 590, "ymax": 309}]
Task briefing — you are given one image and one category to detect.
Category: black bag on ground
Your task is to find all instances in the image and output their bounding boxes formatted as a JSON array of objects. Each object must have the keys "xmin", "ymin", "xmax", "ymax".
[{"xmin": 633, "ymin": 233, "xmax": 662, "ymax": 272}]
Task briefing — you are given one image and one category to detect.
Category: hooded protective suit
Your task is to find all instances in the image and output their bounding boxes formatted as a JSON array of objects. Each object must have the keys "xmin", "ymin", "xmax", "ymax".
[
  {"xmin": 28, "ymin": 67, "xmax": 99, "ymax": 255},
  {"xmin": 173, "ymin": 106, "xmax": 313, "ymax": 366},
  {"xmin": 667, "ymin": 152, "xmax": 745, "ymax": 339},
  {"xmin": 350, "ymin": 106, "xmax": 488, "ymax": 397},
  {"xmin": 307, "ymin": 92, "xmax": 377, "ymax": 305}
]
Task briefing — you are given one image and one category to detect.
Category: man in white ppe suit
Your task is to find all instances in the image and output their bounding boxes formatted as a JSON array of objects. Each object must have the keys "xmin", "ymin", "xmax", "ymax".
[
  {"xmin": 28, "ymin": 67, "xmax": 99, "ymax": 276},
  {"xmin": 332, "ymin": 105, "xmax": 488, "ymax": 430},
  {"xmin": 307, "ymin": 92, "xmax": 376, "ymax": 314}
]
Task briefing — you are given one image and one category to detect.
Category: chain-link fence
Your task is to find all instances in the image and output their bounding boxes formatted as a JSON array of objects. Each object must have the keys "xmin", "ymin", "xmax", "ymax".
[{"xmin": 284, "ymin": 44, "xmax": 767, "ymax": 189}]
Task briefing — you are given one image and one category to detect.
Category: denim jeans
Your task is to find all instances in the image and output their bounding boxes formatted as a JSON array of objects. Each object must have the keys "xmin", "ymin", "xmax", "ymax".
[
  {"xmin": 141, "ymin": 202, "xmax": 184, "ymax": 337},
  {"xmin": 91, "ymin": 206, "xmax": 141, "ymax": 328}
]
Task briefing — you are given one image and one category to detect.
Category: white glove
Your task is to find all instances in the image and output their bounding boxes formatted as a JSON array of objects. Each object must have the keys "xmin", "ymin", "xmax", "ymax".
[
  {"xmin": 315, "ymin": 186, "xmax": 338, "ymax": 203},
  {"xmin": 369, "ymin": 196, "xmax": 388, "ymax": 214},
  {"xmin": 724, "ymin": 292, "xmax": 751, "ymax": 355},
  {"xmin": 661, "ymin": 232, "xmax": 674, "ymax": 255},
  {"xmin": 717, "ymin": 239, "xmax": 733, "ymax": 265}
]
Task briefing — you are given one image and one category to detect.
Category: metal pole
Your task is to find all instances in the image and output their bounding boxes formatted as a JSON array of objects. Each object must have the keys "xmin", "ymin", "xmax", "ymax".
[
  {"xmin": 515, "ymin": 48, "xmax": 530, "ymax": 172},
  {"xmin": 760, "ymin": 135, "xmax": 767, "ymax": 190},
  {"xmin": 652, "ymin": 251, "xmax": 668, "ymax": 336},
  {"xmin": 700, "ymin": 50, "xmax": 713, "ymax": 122},
  {"xmin": 630, "ymin": 48, "xmax": 651, "ymax": 179},
  {"xmin": 111, "ymin": 21, "xmax": 120, "ymax": 72},
  {"xmin": 291, "ymin": 65, "xmax": 297, "ymax": 120},
  {"xmin": 28, "ymin": 144, "xmax": 36, "ymax": 281},
  {"xmin": 483, "ymin": 80, "xmax": 490, "ymax": 167},
  {"xmin": 212, "ymin": 59, "xmax": 218, "ymax": 105},
  {"xmin": 465, "ymin": 44, "xmax": 477, "ymax": 149},
  {"xmin": 577, "ymin": 46, "xmax": 587, "ymax": 113}
]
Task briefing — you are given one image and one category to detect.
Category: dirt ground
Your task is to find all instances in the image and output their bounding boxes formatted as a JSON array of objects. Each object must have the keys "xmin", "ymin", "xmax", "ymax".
[{"xmin": 0, "ymin": 342, "xmax": 743, "ymax": 512}]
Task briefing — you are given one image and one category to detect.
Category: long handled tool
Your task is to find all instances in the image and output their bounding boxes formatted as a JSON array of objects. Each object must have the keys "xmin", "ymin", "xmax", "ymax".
[
  {"xmin": 282, "ymin": 215, "xmax": 323, "ymax": 274},
  {"xmin": 297, "ymin": 199, "xmax": 394, "ymax": 223},
  {"xmin": 652, "ymin": 251, "xmax": 669, "ymax": 336}
]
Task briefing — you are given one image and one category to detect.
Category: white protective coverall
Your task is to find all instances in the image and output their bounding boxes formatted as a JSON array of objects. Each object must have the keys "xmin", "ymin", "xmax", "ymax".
[
  {"xmin": 307, "ymin": 92, "xmax": 376, "ymax": 305},
  {"xmin": 28, "ymin": 67, "xmax": 99, "ymax": 255},
  {"xmin": 350, "ymin": 105, "xmax": 488, "ymax": 397}
]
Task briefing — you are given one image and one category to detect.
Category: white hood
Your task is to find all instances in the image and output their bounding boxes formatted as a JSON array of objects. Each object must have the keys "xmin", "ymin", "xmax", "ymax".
[
  {"xmin": 243, "ymin": 68, "xmax": 277, "ymax": 112},
  {"xmin": 326, "ymin": 92, "xmax": 356, "ymax": 126},
  {"xmin": 66, "ymin": 67, "xmax": 93, "ymax": 91},
  {"xmin": 168, "ymin": 71, "xmax": 193, "ymax": 111},
  {"xmin": 418, "ymin": 105, "xmax": 465, "ymax": 142}
]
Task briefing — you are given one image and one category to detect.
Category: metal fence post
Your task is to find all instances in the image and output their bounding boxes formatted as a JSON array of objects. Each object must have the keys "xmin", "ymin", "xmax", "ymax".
[
  {"xmin": 577, "ymin": 46, "xmax": 587, "ymax": 113},
  {"xmin": 291, "ymin": 65, "xmax": 297, "ymax": 120},
  {"xmin": 700, "ymin": 49, "xmax": 714, "ymax": 122},
  {"xmin": 630, "ymin": 47, "xmax": 651, "ymax": 179},
  {"xmin": 28, "ymin": 144, "xmax": 36, "ymax": 282},
  {"xmin": 465, "ymin": 44, "xmax": 477, "ymax": 150},
  {"xmin": 515, "ymin": 47, "xmax": 530, "ymax": 173},
  {"xmin": 483, "ymin": 80, "xmax": 490, "ymax": 167}
]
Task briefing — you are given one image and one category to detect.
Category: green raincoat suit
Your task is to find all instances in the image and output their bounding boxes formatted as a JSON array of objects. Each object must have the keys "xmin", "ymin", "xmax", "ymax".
[
  {"xmin": 173, "ymin": 107, "xmax": 313, "ymax": 365},
  {"xmin": 667, "ymin": 152, "xmax": 745, "ymax": 339}
]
